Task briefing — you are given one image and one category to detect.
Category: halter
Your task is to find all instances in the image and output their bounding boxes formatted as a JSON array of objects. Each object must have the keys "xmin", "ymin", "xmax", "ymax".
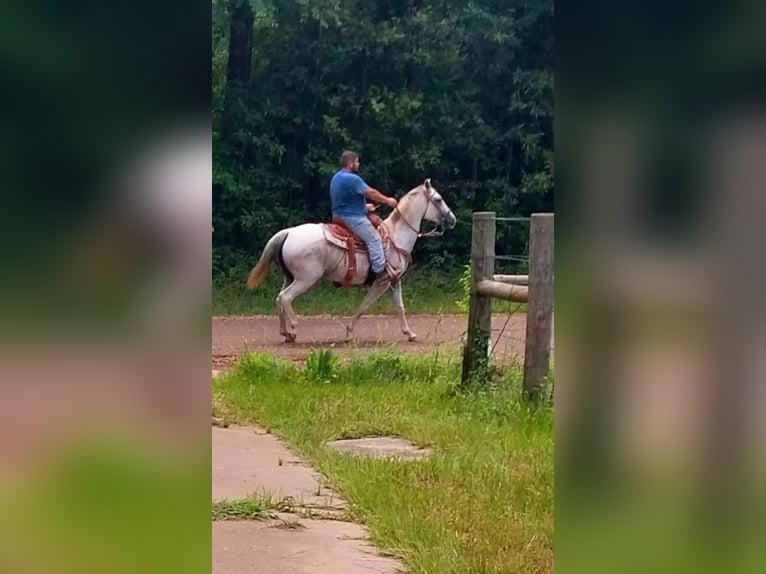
[{"xmin": 393, "ymin": 185, "xmax": 445, "ymax": 238}]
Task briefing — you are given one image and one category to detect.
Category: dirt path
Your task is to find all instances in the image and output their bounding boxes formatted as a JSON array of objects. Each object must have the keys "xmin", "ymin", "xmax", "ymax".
[{"xmin": 212, "ymin": 313, "xmax": 526, "ymax": 368}]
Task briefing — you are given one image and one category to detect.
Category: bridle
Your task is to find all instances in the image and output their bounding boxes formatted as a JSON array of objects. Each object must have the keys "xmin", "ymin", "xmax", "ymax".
[{"xmin": 393, "ymin": 185, "xmax": 447, "ymax": 238}]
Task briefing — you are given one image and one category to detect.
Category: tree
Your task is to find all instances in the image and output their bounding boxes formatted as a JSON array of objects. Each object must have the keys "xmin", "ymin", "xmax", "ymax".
[
  {"xmin": 222, "ymin": 0, "xmax": 253, "ymax": 141},
  {"xmin": 212, "ymin": 0, "xmax": 554, "ymax": 276}
]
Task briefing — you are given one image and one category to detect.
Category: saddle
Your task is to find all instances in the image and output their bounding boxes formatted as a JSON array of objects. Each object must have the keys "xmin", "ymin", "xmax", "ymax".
[{"xmin": 322, "ymin": 214, "xmax": 390, "ymax": 287}]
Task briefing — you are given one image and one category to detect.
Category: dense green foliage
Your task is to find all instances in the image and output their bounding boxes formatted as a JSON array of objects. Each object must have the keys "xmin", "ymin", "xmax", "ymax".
[{"xmin": 213, "ymin": 0, "xmax": 553, "ymax": 277}]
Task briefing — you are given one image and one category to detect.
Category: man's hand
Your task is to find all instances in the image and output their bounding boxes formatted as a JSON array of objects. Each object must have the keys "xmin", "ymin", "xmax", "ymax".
[
  {"xmin": 364, "ymin": 187, "xmax": 398, "ymax": 209},
  {"xmin": 366, "ymin": 203, "xmax": 376, "ymax": 213}
]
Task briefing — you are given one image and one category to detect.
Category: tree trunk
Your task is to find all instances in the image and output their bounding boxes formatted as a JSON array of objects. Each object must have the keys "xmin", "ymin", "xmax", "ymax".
[{"xmin": 222, "ymin": 0, "xmax": 253, "ymax": 141}]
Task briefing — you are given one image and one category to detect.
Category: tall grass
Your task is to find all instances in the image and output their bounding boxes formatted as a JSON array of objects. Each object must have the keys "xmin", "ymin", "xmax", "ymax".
[
  {"xmin": 213, "ymin": 267, "xmax": 525, "ymax": 316},
  {"xmin": 213, "ymin": 351, "xmax": 554, "ymax": 573},
  {"xmin": 213, "ymin": 268, "xmax": 466, "ymax": 316}
]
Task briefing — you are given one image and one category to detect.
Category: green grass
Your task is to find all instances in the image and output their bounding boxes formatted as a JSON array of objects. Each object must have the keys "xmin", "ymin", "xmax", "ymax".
[
  {"xmin": 212, "ymin": 496, "xmax": 271, "ymax": 521},
  {"xmin": 212, "ymin": 489, "xmax": 351, "ymax": 522},
  {"xmin": 213, "ymin": 267, "xmax": 526, "ymax": 316},
  {"xmin": 213, "ymin": 268, "xmax": 467, "ymax": 315},
  {"xmin": 213, "ymin": 350, "xmax": 553, "ymax": 573}
]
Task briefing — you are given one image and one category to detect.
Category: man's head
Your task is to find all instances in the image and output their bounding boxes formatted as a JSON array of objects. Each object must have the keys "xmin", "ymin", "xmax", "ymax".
[{"xmin": 339, "ymin": 150, "xmax": 360, "ymax": 173}]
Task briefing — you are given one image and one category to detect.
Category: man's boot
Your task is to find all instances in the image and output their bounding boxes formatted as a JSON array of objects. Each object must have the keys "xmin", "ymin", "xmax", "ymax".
[
  {"xmin": 385, "ymin": 262, "xmax": 402, "ymax": 284},
  {"xmin": 373, "ymin": 264, "xmax": 401, "ymax": 285}
]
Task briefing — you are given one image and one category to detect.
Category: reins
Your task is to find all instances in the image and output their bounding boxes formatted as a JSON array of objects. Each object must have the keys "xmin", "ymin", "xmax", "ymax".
[
  {"xmin": 392, "ymin": 187, "xmax": 445, "ymax": 239},
  {"xmin": 379, "ymin": 184, "xmax": 448, "ymax": 266}
]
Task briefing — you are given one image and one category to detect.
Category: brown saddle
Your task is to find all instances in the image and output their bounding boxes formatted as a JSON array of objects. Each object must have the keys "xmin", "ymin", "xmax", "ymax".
[
  {"xmin": 327, "ymin": 214, "xmax": 384, "ymax": 242},
  {"xmin": 326, "ymin": 214, "xmax": 389, "ymax": 286}
]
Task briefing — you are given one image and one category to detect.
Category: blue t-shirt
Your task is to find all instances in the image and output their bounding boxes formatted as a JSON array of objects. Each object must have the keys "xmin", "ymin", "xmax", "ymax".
[{"xmin": 330, "ymin": 170, "xmax": 369, "ymax": 218}]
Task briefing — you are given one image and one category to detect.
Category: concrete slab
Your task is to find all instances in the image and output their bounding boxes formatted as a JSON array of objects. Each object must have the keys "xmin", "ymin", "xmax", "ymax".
[
  {"xmin": 213, "ymin": 519, "xmax": 402, "ymax": 574},
  {"xmin": 327, "ymin": 437, "xmax": 432, "ymax": 460},
  {"xmin": 212, "ymin": 426, "xmax": 407, "ymax": 573},
  {"xmin": 212, "ymin": 426, "xmax": 346, "ymax": 510}
]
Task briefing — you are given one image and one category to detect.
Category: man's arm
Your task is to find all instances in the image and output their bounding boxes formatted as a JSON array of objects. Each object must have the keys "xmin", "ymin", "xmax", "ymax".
[{"xmin": 364, "ymin": 187, "xmax": 398, "ymax": 208}]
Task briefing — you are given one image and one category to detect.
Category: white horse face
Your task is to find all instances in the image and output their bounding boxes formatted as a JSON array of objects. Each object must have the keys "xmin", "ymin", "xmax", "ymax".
[{"xmin": 422, "ymin": 178, "xmax": 457, "ymax": 229}]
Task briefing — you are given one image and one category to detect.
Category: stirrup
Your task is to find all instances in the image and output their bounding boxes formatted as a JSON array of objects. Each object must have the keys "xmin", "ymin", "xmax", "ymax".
[{"xmin": 385, "ymin": 263, "xmax": 402, "ymax": 284}]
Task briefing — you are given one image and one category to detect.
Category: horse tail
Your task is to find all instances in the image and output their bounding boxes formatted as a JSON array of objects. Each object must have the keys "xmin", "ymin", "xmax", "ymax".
[{"xmin": 246, "ymin": 229, "xmax": 290, "ymax": 290}]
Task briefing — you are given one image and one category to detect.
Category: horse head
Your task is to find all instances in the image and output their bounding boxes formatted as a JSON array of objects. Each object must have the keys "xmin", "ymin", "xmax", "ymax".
[{"xmin": 420, "ymin": 178, "xmax": 457, "ymax": 229}]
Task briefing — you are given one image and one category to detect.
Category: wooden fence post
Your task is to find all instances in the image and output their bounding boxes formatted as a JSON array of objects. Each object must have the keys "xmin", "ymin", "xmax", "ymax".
[
  {"xmin": 461, "ymin": 212, "xmax": 496, "ymax": 386},
  {"xmin": 523, "ymin": 213, "xmax": 554, "ymax": 400}
]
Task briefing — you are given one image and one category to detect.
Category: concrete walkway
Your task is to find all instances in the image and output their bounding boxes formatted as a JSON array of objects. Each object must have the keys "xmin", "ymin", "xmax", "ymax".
[{"xmin": 212, "ymin": 426, "xmax": 404, "ymax": 574}]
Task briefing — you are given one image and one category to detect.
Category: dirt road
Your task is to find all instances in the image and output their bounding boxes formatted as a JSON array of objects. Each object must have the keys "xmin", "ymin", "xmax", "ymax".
[{"xmin": 212, "ymin": 313, "xmax": 526, "ymax": 367}]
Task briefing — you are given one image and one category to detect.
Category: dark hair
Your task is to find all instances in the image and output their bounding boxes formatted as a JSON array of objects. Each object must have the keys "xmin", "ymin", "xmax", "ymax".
[{"xmin": 339, "ymin": 150, "xmax": 359, "ymax": 168}]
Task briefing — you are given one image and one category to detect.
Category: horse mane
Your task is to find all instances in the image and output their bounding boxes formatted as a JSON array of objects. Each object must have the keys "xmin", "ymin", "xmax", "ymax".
[{"xmin": 386, "ymin": 184, "xmax": 425, "ymax": 226}]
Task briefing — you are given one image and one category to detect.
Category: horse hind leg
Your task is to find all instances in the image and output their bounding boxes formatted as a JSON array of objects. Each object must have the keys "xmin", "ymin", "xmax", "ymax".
[
  {"xmin": 276, "ymin": 277, "xmax": 320, "ymax": 343},
  {"xmin": 277, "ymin": 277, "xmax": 289, "ymax": 339}
]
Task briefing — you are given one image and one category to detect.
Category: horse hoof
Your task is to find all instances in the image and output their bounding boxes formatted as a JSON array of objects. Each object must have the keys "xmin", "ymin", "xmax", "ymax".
[
  {"xmin": 408, "ymin": 333, "xmax": 419, "ymax": 342},
  {"xmin": 284, "ymin": 333, "xmax": 296, "ymax": 343}
]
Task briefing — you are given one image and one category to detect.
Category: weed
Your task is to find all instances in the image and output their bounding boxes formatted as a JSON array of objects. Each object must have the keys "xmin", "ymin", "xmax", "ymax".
[
  {"xmin": 212, "ymin": 497, "xmax": 272, "ymax": 521},
  {"xmin": 304, "ymin": 348, "xmax": 340, "ymax": 383},
  {"xmin": 270, "ymin": 518, "xmax": 306, "ymax": 530},
  {"xmin": 455, "ymin": 264, "xmax": 471, "ymax": 312}
]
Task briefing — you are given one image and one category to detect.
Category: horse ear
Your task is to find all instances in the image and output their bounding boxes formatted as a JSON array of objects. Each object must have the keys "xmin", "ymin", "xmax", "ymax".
[{"xmin": 424, "ymin": 178, "xmax": 431, "ymax": 189}]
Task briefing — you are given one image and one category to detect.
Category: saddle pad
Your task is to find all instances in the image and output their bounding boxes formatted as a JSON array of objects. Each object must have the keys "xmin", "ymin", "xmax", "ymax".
[{"xmin": 322, "ymin": 224, "xmax": 368, "ymax": 252}]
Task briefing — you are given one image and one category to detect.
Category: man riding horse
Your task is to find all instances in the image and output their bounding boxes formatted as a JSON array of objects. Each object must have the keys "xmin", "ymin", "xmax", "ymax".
[
  {"xmin": 246, "ymin": 164, "xmax": 456, "ymax": 343},
  {"xmin": 330, "ymin": 150, "xmax": 402, "ymax": 283}
]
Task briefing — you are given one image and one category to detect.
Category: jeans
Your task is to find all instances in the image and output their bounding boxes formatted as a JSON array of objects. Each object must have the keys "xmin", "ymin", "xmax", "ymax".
[{"xmin": 338, "ymin": 215, "xmax": 386, "ymax": 273}]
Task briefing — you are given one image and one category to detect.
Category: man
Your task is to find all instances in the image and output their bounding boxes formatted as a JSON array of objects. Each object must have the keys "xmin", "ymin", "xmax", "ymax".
[{"xmin": 330, "ymin": 150, "xmax": 400, "ymax": 283}]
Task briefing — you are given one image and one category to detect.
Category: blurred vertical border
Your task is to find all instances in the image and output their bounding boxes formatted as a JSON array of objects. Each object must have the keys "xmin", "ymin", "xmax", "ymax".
[
  {"xmin": 0, "ymin": 2, "xmax": 211, "ymax": 573},
  {"xmin": 556, "ymin": 0, "xmax": 766, "ymax": 573}
]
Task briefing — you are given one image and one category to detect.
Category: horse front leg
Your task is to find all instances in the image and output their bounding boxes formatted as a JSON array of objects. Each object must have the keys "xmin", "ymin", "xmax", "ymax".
[
  {"xmin": 392, "ymin": 281, "xmax": 417, "ymax": 341},
  {"xmin": 345, "ymin": 280, "xmax": 391, "ymax": 341}
]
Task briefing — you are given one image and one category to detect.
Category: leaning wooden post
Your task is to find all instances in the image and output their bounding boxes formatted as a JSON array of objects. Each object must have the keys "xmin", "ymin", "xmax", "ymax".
[
  {"xmin": 523, "ymin": 213, "xmax": 554, "ymax": 400},
  {"xmin": 461, "ymin": 212, "xmax": 496, "ymax": 386}
]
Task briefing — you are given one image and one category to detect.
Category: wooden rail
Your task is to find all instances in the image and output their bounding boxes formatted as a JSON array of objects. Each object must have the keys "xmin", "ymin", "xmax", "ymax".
[
  {"xmin": 476, "ymin": 280, "xmax": 528, "ymax": 302},
  {"xmin": 492, "ymin": 274, "xmax": 528, "ymax": 285}
]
